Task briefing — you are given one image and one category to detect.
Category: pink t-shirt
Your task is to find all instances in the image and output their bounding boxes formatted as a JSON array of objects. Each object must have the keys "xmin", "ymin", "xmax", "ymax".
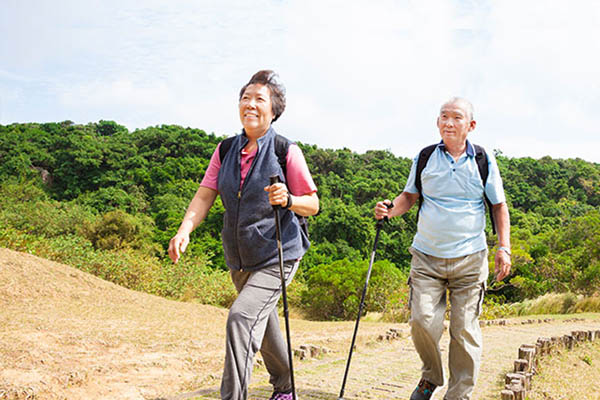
[{"xmin": 200, "ymin": 142, "xmax": 317, "ymax": 195}]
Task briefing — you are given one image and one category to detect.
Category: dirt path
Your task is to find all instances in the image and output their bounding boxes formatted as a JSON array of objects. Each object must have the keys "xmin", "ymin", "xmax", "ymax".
[
  {"xmin": 170, "ymin": 319, "xmax": 600, "ymax": 400},
  {"xmin": 1, "ymin": 248, "xmax": 599, "ymax": 400}
]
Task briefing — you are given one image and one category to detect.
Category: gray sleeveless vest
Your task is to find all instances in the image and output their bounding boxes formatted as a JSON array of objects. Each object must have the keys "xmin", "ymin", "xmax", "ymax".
[{"xmin": 217, "ymin": 127, "xmax": 309, "ymax": 271}]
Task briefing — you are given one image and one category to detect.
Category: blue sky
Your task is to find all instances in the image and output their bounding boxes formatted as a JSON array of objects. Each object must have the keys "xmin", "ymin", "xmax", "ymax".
[{"xmin": 1, "ymin": 0, "xmax": 599, "ymax": 162}]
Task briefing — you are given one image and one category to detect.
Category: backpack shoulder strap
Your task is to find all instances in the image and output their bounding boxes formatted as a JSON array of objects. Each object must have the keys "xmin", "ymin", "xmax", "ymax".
[
  {"xmin": 274, "ymin": 133, "xmax": 292, "ymax": 178},
  {"xmin": 473, "ymin": 144, "xmax": 496, "ymax": 234},
  {"xmin": 473, "ymin": 144, "xmax": 489, "ymax": 186},
  {"xmin": 273, "ymin": 133, "xmax": 310, "ymax": 237},
  {"xmin": 218, "ymin": 136, "xmax": 236, "ymax": 163},
  {"xmin": 219, "ymin": 134, "xmax": 290, "ymax": 174},
  {"xmin": 415, "ymin": 144, "xmax": 438, "ymax": 195},
  {"xmin": 415, "ymin": 144, "xmax": 438, "ymax": 221}
]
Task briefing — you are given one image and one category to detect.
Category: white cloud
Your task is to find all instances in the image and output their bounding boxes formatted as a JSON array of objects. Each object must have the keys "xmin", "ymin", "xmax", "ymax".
[{"xmin": 1, "ymin": 0, "xmax": 599, "ymax": 162}]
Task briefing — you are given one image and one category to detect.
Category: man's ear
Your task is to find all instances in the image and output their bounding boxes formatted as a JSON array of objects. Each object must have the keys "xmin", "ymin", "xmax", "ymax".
[{"xmin": 469, "ymin": 119, "xmax": 477, "ymax": 131}]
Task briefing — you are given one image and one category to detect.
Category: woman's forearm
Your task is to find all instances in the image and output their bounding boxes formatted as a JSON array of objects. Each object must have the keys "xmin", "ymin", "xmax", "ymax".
[
  {"xmin": 177, "ymin": 186, "xmax": 218, "ymax": 235},
  {"xmin": 287, "ymin": 192, "xmax": 319, "ymax": 217}
]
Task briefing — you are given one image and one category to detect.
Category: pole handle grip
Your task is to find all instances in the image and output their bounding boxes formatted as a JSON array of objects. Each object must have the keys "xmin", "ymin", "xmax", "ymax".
[
  {"xmin": 377, "ymin": 201, "xmax": 394, "ymax": 226},
  {"xmin": 270, "ymin": 175, "xmax": 281, "ymax": 185}
]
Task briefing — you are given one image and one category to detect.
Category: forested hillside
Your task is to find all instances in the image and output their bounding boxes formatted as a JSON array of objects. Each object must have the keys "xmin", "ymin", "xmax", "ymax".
[{"xmin": 1, "ymin": 121, "xmax": 599, "ymax": 318}]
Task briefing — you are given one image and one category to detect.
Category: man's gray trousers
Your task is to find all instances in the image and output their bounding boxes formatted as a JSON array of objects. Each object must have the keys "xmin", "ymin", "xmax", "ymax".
[{"xmin": 408, "ymin": 247, "xmax": 488, "ymax": 400}]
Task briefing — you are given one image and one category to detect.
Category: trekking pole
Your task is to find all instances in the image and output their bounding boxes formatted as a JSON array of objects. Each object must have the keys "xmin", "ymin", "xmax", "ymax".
[
  {"xmin": 270, "ymin": 175, "xmax": 297, "ymax": 400},
  {"xmin": 338, "ymin": 202, "xmax": 393, "ymax": 400}
]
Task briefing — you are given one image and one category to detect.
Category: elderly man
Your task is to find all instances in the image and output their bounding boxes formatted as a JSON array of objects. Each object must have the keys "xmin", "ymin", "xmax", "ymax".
[{"xmin": 374, "ymin": 97, "xmax": 511, "ymax": 400}]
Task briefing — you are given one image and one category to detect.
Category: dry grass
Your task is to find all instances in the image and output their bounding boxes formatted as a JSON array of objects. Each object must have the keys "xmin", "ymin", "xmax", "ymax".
[
  {"xmin": 0, "ymin": 248, "xmax": 401, "ymax": 399},
  {"xmin": 1, "ymin": 247, "xmax": 599, "ymax": 400},
  {"xmin": 528, "ymin": 341, "xmax": 600, "ymax": 400},
  {"xmin": 0, "ymin": 247, "xmax": 228, "ymax": 399}
]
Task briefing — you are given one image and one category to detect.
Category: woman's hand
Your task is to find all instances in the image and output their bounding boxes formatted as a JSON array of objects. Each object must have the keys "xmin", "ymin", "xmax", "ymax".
[
  {"xmin": 264, "ymin": 182, "xmax": 290, "ymax": 207},
  {"xmin": 168, "ymin": 233, "xmax": 190, "ymax": 264}
]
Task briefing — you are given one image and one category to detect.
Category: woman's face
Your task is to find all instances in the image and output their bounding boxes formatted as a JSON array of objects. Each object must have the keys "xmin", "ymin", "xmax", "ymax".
[{"xmin": 239, "ymin": 83, "xmax": 274, "ymax": 137}]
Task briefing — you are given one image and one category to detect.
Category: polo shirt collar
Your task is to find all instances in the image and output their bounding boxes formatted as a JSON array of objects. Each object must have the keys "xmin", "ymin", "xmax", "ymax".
[{"xmin": 438, "ymin": 140, "xmax": 475, "ymax": 157}]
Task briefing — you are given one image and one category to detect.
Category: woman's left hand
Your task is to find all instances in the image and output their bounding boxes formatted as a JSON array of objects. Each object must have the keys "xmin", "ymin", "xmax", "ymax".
[{"xmin": 264, "ymin": 182, "xmax": 290, "ymax": 208}]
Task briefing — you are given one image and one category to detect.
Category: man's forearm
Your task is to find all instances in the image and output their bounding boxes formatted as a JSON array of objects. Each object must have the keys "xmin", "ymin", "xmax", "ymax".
[
  {"xmin": 389, "ymin": 192, "xmax": 419, "ymax": 218},
  {"xmin": 492, "ymin": 202, "xmax": 511, "ymax": 247}
]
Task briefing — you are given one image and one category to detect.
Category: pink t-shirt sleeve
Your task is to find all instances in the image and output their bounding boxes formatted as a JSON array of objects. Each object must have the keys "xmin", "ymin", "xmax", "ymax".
[
  {"xmin": 286, "ymin": 144, "xmax": 317, "ymax": 195},
  {"xmin": 200, "ymin": 142, "xmax": 317, "ymax": 195},
  {"xmin": 200, "ymin": 143, "xmax": 221, "ymax": 190}
]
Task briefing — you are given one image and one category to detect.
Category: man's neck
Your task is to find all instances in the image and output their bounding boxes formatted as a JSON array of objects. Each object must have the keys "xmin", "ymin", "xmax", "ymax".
[{"xmin": 444, "ymin": 141, "xmax": 467, "ymax": 161}]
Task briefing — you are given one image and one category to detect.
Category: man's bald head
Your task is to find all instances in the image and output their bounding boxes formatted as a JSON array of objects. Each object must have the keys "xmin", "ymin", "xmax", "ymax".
[{"xmin": 441, "ymin": 97, "xmax": 474, "ymax": 121}]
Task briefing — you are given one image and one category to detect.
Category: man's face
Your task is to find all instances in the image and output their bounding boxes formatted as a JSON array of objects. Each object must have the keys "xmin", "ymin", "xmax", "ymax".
[{"xmin": 437, "ymin": 101, "xmax": 476, "ymax": 147}]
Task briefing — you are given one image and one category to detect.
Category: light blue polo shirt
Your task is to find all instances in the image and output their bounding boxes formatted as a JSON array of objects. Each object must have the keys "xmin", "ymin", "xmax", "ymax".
[{"xmin": 404, "ymin": 141, "xmax": 506, "ymax": 258}]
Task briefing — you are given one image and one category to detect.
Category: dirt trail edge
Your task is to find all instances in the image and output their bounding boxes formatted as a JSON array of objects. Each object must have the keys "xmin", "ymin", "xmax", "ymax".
[{"xmin": 169, "ymin": 318, "xmax": 600, "ymax": 400}]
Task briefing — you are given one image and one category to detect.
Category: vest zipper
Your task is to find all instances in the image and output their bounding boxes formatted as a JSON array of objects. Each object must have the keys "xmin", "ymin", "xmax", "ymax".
[{"xmin": 235, "ymin": 140, "xmax": 261, "ymax": 268}]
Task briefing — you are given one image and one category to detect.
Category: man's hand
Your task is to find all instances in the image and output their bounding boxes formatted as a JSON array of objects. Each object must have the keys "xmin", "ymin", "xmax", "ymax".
[
  {"xmin": 168, "ymin": 233, "xmax": 190, "ymax": 264},
  {"xmin": 494, "ymin": 249, "xmax": 512, "ymax": 281},
  {"xmin": 264, "ymin": 182, "xmax": 290, "ymax": 207},
  {"xmin": 374, "ymin": 200, "xmax": 392, "ymax": 220}
]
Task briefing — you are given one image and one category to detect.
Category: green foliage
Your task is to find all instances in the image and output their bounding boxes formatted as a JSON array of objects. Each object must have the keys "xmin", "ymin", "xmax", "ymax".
[
  {"xmin": 581, "ymin": 354, "xmax": 593, "ymax": 366},
  {"xmin": 480, "ymin": 296, "xmax": 517, "ymax": 320},
  {"xmin": 1, "ymin": 121, "xmax": 600, "ymax": 317},
  {"xmin": 0, "ymin": 181, "xmax": 95, "ymax": 237},
  {"xmin": 301, "ymin": 258, "xmax": 406, "ymax": 320},
  {"xmin": 381, "ymin": 287, "xmax": 411, "ymax": 323},
  {"xmin": 82, "ymin": 209, "xmax": 157, "ymax": 253}
]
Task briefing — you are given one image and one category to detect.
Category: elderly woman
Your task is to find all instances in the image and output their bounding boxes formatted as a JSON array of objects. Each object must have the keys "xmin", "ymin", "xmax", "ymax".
[{"xmin": 168, "ymin": 70, "xmax": 319, "ymax": 400}]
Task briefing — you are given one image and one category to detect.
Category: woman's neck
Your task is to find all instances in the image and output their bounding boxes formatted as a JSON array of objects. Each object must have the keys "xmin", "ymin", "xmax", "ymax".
[{"xmin": 244, "ymin": 126, "xmax": 269, "ymax": 151}]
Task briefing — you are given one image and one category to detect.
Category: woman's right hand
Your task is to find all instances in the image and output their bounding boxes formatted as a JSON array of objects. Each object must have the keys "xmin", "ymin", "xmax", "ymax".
[
  {"xmin": 168, "ymin": 233, "xmax": 190, "ymax": 264},
  {"xmin": 374, "ymin": 200, "xmax": 392, "ymax": 220}
]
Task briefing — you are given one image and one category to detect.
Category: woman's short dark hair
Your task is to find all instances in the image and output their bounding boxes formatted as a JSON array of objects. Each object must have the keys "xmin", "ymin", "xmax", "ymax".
[{"xmin": 239, "ymin": 70, "xmax": 286, "ymax": 122}]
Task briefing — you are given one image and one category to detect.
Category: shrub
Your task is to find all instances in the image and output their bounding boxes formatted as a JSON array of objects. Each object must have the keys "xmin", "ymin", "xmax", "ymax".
[
  {"xmin": 0, "ymin": 182, "xmax": 95, "ymax": 237},
  {"xmin": 381, "ymin": 288, "xmax": 410, "ymax": 323},
  {"xmin": 571, "ymin": 294, "xmax": 600, "ymax": 313},
  {"xmin": 480, "ymin": 296, "xmax": 517, "ymax": 320},
  {"xmin": 82, "ymin": 209, "xmax": 158, "ymax": 254},
  {"xmin": 301, "ymin": 258, "xmax": 406, "ymax": 320},
  {"xmin": 513, "ymin": 292, "xmax": 582, "ymax": 315},
  {"xmin": 158, "ymin": 255, "xmax": 236, "ymax": 307},
  {"xmin": 75, "ymin": 186, "xmax": 148, "ymax": 214}
]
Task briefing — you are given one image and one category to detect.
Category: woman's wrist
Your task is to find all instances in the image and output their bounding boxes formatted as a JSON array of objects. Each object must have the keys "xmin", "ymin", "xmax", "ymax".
[{"xmin": 283, "ymin": 192, "xmax": 293, "ymax": 209}]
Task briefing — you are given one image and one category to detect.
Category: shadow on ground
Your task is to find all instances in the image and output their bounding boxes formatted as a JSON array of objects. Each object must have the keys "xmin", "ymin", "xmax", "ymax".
[{"xmin": 155, "ymin": 385, "xmax": 344, "ymax": 400}]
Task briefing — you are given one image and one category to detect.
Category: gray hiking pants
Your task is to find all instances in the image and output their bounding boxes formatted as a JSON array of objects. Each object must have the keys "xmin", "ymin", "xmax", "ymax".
[
  {"xmin": 220, "ymin": 259, "xmax": 299, "ymax": 400},
  {"xmin": 408, "ymin": 247, "xmax": 488, "ymax": 400}
]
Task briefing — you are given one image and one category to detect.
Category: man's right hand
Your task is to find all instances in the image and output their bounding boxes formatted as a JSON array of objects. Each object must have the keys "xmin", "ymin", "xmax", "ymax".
[
  {"xmin": 168, "ymin": 233, "xmax": 190, "ymax": 264},
  {"xmin": 374, "ymin": 200, "xmax": 393, "ymax": 220}
]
